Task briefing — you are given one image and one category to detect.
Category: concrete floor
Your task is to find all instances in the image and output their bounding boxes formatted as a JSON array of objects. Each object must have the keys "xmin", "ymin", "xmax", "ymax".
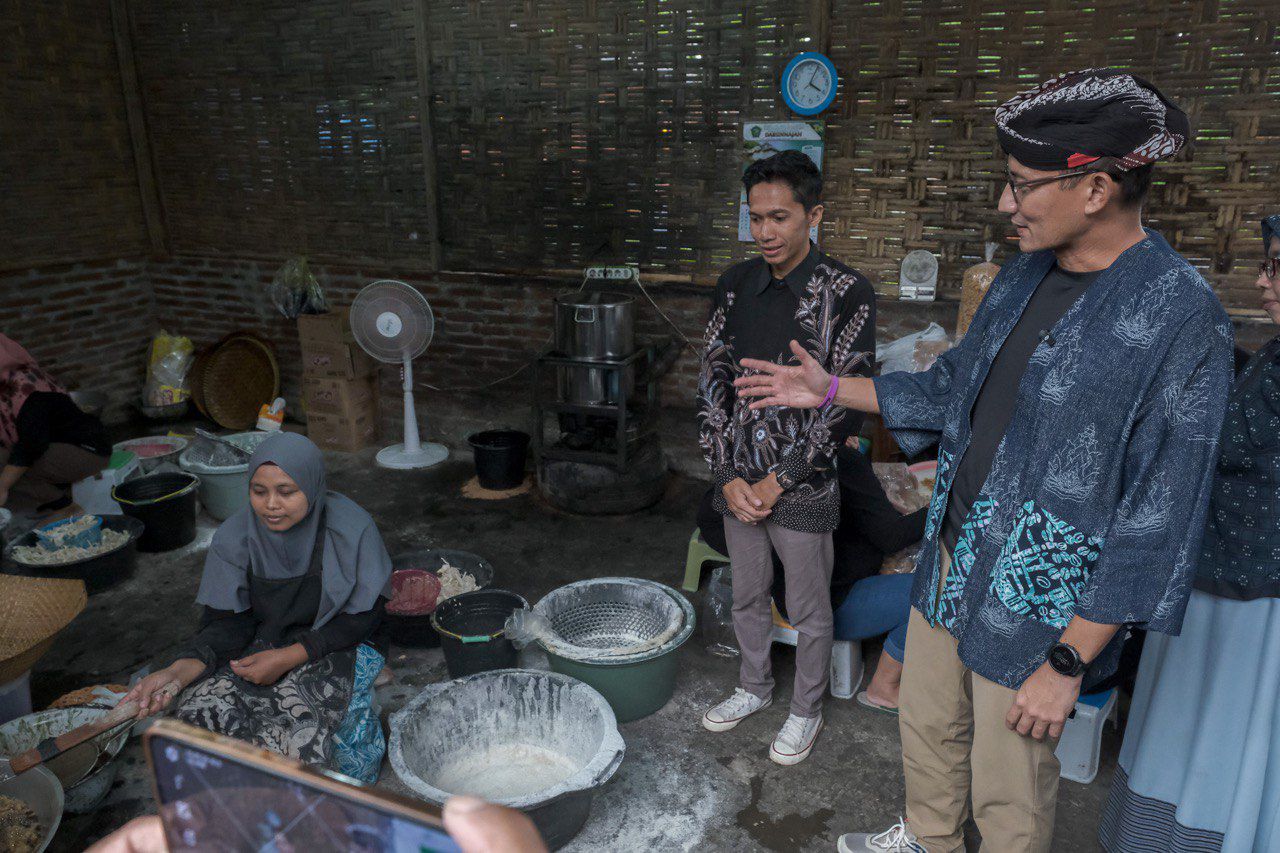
[{"xmin": 34, "ymin": 449, "xmax": 1116, "ymax": 852}]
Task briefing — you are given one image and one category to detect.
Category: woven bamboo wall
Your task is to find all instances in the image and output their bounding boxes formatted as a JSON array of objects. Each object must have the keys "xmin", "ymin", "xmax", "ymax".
[
  {"xmin": 126, "ymin": 0, "xmax": 435, "ymax": 267},
  {"xmin": 821, "ymin": 0, "xmax": 1279, "ymax": 309},
  {"xmin": 1, "ymin": 0, "xmax": 149, "ymax": 268},
  {"xmin": 31, "ymin": 0, "xmax": 1271, "ymax": 313},
  {"xmin": 425, "ymin": 0, "xmax": 1277, "ymax": 308}
]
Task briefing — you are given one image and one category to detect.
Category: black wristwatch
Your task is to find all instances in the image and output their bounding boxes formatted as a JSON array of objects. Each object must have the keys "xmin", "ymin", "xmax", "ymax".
[
  {"xmin": 1047, "ymin": 642, "xmax": 1086, "ymax": 678},
  {"xmin": 774, "ymin": 469, "xmax": 796, "ymax": 491}
]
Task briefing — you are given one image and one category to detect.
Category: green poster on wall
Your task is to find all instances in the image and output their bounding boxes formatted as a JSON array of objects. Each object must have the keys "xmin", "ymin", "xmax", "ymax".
[{"xmin": 738, "ymin": 120, "xmax": 825, "ymax": 243}]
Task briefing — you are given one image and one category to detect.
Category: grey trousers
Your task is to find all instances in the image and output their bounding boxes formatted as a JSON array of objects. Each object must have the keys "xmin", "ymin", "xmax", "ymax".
[{"xmin": 723, "ymin": 516, "xmax": 834, "ymax": 718}]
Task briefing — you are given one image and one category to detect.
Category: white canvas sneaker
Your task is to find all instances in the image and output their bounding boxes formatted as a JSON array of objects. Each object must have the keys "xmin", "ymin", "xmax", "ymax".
[
  {"xmin": 768, "ymin": 712, "xmax": 823, "ymax": 765},
  {"xmin": 701, "ymin": 688, "xmax": 772, "ymax": 732},
  {"xmin": 836, "ymin": 818, "xmax": 927, "ymax": 852}
]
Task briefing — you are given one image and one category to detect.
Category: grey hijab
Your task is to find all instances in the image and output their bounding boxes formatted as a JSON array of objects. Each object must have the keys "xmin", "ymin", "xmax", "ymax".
[{"xmin": 196, "ymin": 433, "xmax": 392, "ymax": 629}]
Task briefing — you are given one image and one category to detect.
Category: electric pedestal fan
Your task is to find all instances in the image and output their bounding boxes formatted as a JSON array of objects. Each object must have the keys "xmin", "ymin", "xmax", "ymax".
[{"xmin": 350, "ymin": 280, "xmax": 448, "ymax": 469}]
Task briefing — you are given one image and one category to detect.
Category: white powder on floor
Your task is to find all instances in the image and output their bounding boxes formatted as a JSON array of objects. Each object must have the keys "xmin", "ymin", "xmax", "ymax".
[{"xmin": 430, "ymin": 743, "xmax": 580, "ymax": 801}]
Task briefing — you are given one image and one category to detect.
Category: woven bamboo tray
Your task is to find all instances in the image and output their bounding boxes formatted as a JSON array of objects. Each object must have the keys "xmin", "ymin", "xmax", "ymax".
[{"xmin": 200, "ymin": 334, "xmax": 280, "ymax": 430}]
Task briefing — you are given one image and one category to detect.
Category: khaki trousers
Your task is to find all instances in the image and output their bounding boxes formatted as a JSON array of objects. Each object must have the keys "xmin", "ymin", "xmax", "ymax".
[
  {"xmin": 898, "ymin": 550, "xmax": 1060, "ymax": 853},
  {"xmin": 723, "ymin": 517, "xmax": 834, "ymax": 718}
]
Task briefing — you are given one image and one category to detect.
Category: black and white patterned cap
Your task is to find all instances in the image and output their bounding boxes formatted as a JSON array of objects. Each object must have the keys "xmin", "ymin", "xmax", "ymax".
[{"xmin": 995, "ymin": 68, "xmax": 1190, "ymax": 172}]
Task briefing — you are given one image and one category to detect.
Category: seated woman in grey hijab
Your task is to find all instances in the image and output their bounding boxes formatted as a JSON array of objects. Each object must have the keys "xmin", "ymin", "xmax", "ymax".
[{"xmin": 123, "ymin": 433, "xmax": 393, "ymax": 784}]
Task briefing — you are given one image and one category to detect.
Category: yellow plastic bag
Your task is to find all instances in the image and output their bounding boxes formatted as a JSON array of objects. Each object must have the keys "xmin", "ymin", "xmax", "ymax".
[{"xmin": 145, "ymin": 331, "xmax": 195, "ymax": 406}]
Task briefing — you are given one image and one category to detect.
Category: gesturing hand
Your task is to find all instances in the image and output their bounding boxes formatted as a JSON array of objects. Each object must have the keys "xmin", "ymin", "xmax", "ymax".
[
  {"xmin": 735, "ymin": 340, "xmax": 831, "ymax": 411},
  {"xmin": 723, "ymin": 478, "xmax": 770, "ymax": 525}
]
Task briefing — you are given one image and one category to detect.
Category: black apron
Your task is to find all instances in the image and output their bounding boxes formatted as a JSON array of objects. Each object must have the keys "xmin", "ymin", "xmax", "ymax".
[{"xmin": 174, "ymin": 511, "xmax": 359, "ymax": 767}]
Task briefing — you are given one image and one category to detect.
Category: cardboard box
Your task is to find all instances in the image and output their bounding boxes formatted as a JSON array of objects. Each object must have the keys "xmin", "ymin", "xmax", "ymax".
[
  {"xmin": 302, "ymin": 375, "xmax": 378, "ymax": 417},
  {"xmin": 300, "ymin": 339, "xmax": 377, "ymax": 380},
  {"xmin": 297, "ymin": 308, "xmax": 354, "ymax": 346},
  {"xmin": 307, "ymin": 408, "xmax": 380, "ymax": 453}
]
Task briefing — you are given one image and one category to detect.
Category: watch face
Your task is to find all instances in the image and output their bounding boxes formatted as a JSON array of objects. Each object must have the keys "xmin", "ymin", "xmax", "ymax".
[
  {"xmin": 1049, "ymin": 644, "xmax": 1080, "ymax": 675},
  {"xmin": 787, "ymin": 60, "xmax": 833, "ymax": 110}
]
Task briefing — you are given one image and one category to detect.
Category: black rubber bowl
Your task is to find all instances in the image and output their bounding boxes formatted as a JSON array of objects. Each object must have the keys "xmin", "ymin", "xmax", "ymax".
[{"xmin": 3, "ymin": 515, "xmax": 145, "ymax": 594}]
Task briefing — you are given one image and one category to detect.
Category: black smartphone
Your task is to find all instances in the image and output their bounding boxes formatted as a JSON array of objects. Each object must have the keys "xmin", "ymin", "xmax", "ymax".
[{"xmin": 144, "ymin": 719, "xmax": 462, "ymax": 852}]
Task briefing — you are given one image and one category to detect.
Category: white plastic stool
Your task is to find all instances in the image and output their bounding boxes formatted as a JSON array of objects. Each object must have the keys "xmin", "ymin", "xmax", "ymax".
[
  {"xmin": 770, "ymin": 615, "xmax": 863, "ymax": 700},
  {"xmin": 1054, "ymin": 688, "xmax": 1117, "ymax": 784}
]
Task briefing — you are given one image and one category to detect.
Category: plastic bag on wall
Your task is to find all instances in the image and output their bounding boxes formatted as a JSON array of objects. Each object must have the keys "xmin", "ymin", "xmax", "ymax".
[
  {"xmin": 268, "ymin": 256, "xmax": 329, "ymax": 319},
  {"xmin": 144, "ymin": 331, "xmax": 194, "ymax": 406},
  {"xmin": 876, "ymin": 322, "xmax": 952, "ymax": 375},
  {"xmin": 872, "ymin": 462, "xmax": 923, "ymax": 514}
]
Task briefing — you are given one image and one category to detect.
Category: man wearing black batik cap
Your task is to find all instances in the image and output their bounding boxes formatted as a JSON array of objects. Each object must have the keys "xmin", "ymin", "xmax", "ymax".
[{"xmin": 734, "ymin": 69, "xmax": 1232, "ymax": 852}]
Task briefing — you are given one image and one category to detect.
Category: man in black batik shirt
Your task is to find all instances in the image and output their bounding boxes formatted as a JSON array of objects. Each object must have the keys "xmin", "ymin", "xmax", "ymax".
[{"xmin": 697, "ymin": 151, "xmax": 875, "ymax": 766}]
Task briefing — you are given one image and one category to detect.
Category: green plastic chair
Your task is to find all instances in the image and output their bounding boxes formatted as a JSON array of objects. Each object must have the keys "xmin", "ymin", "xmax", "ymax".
[{"xmin": 682, "ymin": 528, "xmax": 730, "ymax": 591}]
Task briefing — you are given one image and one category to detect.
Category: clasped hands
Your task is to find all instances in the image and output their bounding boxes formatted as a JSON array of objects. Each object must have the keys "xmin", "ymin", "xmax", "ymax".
[{"xmin": 722, "ymin": 473, "xmax": 784, "ymax": 525}]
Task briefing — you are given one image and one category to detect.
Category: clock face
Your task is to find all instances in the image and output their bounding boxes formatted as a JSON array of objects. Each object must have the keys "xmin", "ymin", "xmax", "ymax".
[
  {"xmin": 781, "ymin": 53, "xmax": 838, "ymax": 116},
  {"xmin": 787, "ymin": 59, "xmax": 833, "ymax": 110}
]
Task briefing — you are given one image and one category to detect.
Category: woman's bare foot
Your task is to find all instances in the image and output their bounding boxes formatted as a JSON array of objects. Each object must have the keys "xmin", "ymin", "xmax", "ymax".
[{"xmin": 863, "ymin": 650, "xmax": 904, "ymax": 708}]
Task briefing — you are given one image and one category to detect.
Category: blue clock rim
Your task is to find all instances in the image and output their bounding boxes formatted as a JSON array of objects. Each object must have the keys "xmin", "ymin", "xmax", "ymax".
[{"xmin": 781, "ymin": 52, "xmax": 838, "ymax": 116}]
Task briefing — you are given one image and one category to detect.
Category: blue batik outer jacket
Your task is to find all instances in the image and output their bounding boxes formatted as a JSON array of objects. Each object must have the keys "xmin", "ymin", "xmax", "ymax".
[{"xmin": 873, "ymin": 231, "xmax": 1232, "ymax": 689}]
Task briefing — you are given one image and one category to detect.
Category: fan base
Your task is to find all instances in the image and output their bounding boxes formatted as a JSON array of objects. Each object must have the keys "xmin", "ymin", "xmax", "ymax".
[{"xmin": 376, "ymin": 442, "xmax": 449, "ymax": 470}]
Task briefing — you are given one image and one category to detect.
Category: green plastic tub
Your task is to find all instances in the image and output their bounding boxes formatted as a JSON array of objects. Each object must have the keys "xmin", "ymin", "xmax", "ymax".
[
  {"xmin": 533, "ymin": 578, "xmax": 695, "ymax": 724},
  {"xmin": 542, "ymin": 648, "xmax": 683, "ymax": 723},
  {"xmin": 178, "ymin": 431, "xmax": 273, "ymax": 520}
]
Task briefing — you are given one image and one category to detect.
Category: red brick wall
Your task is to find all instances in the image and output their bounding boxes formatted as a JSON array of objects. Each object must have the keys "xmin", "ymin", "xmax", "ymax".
[
  {"xmin": 144, "ymin": 254, "xmax": 967, "ymax": 473},
  {"xmin": 0, "ymin": 257, "xmax": 155, "ymax": 424},
  {"xmin": 148, "ymin": 256, "xmax": 717, "ymax": 420},
  {"xmin": 12, "ymin": 252, "xmax": 1273, "ymax": 474}
]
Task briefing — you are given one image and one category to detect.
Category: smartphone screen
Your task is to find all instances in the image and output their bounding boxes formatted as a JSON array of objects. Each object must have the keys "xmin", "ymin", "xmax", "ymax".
[{"xmin": 148, "ymin": 732, "xmax": 461, "ymax": 852}]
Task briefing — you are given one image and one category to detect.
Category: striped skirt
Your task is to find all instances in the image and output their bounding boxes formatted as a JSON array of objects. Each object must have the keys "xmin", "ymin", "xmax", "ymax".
[{"xmin": 1099, "ymin": 590, "xmax": 1280, "ymax": 852}]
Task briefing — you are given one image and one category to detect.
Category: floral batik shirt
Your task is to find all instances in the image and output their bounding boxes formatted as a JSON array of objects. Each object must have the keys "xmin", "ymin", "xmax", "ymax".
[
  {"xmin": 874, "ymin": 230, "xmax": 1233, "ymax": 689},
  {"xmin": 698, "ymin": 245, "xmax": 876, "ymax": 533}
]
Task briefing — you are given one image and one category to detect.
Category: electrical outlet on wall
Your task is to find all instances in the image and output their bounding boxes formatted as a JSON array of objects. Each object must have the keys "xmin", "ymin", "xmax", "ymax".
[{"xmin": 584, "ymin": 266, "xmax": 638, "ymax": 282}]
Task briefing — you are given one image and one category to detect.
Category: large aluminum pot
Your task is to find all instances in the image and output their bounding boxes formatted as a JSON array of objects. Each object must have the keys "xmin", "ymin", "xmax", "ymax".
[
  {"xmin": 554, "ymin": 292, "xmax": 635, "ymax": 359},
  {"xmin": 554, "ymin": 292, "xmax": 636, "ymax": 405}
]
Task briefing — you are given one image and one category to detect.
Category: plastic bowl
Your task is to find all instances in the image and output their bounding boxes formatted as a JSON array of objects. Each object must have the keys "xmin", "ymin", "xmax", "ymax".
[
  {"xmin": 178, "ymin": 431, "xmax": 273, "ymax": 521},
  {"xmin": 0, "ymin": 707, "xmax": 130, "ymax": 814},
  {"xmin": 383, "ymin": 550, "xmax": 495, "ymax": 648},
  {"xmin": 113, "ymin": 436, "xmax": 190, "ymax": 475},
  {"xmin": 0, "ymin": 764, "xmax": 63, "ymax": 852},
  {"xmin": 390, "ymin": 669, "xmax": 623, "ymax": 850},
  {"xmin": 3, "ymin": 515, "xmax": 145, "ymax": 594}
]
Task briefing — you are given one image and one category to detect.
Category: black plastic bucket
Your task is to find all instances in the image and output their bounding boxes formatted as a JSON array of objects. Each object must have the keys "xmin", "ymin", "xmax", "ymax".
[
  {"xmin": 467, "ymin": 430, "xmax": 530, "ymax": 490},
  {"xmin": 112, "ymin": 472, "xmax": 200, "ymax": 553},
  {"xmin": 431, "ymin": 589, "xmax": 528, "ymax": 678}
]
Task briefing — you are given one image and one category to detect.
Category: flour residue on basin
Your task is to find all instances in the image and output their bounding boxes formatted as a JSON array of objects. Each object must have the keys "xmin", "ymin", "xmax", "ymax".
[
  {"xmin": 533, "ymin": 577, "xmax": 692, "ymax": 663},
  {"xmin": 431, "ymin": 742, "xmax": 581, "ymax": 801}
]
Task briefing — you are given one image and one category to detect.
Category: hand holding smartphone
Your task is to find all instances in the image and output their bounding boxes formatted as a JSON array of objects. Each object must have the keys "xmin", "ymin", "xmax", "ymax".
[{"xmin": 143, "ymin": 719, "xmax": 462, "ymax": 852}]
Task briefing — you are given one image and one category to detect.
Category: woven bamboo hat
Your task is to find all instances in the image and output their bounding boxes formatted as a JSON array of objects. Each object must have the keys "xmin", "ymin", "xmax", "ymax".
[{"xmin": 0, "ymin": 575, "xmax": 87, "ymax": 684}]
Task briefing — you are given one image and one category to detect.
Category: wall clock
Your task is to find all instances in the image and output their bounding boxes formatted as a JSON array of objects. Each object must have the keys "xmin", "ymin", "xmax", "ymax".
[{"xmin": 781, "ymin": 52, "xmax": 838, "ymax": 116}]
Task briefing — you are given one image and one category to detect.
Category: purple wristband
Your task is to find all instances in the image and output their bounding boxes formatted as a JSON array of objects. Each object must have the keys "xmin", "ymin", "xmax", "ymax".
[{"xmin": 820, "ymin": 375, "xmax": 839, "ymax": 408}]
